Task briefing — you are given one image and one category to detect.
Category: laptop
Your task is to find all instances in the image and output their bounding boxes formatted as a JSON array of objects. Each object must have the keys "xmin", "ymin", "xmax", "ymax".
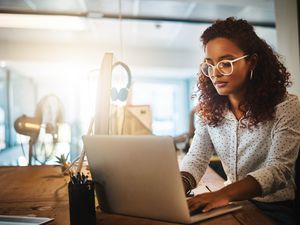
[{"xmin": 83, "ymin": 135, "xmax": 242, "ymax": 224}]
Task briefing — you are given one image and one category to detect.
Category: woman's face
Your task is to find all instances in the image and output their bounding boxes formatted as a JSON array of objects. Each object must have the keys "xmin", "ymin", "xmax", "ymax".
[{"xmin": 204, "ymin": 37, "xmax": 252, "ymax": 97}]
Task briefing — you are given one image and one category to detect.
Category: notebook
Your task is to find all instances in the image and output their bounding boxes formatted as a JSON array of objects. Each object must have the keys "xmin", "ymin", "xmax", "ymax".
[
  {"xmin": 0, "ymin": 215, "xmax": 54, "ymax": 225},
  {"xmin": 83, "ymin": 135, "xmax": 242, "ymax": 224}
]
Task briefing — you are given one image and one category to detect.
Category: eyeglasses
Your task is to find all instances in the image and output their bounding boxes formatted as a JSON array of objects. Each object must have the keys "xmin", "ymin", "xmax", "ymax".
[{"xmin": 199, "ymin": 55, "xmax": 249, "ymax": 78}]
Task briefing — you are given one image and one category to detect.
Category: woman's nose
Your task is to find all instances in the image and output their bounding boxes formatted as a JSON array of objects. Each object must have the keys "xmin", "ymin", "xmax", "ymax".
[
  {"xmin": 214, "ymin": 68, "xmax": 223, "ymax": 77},
  {"xmin": 210, "ymin": 68, "xmax": 222, "ymax": 78}
]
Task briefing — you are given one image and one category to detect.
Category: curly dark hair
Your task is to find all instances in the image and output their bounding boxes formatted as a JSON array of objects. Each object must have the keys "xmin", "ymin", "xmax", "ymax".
[{"xmin": 197, "ymin": 17, "xmax": 291, "ymax": 127}]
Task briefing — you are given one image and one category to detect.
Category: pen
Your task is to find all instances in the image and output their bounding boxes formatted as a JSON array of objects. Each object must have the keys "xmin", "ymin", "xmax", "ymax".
[
  {"xmin": 70, "ymin": 172, "xmax": 89, "ymax": 184},
  {"xmin": 71, "ymin": 176, "xmax": 77, "ymax": 184},
  {"xmin": 205, "ymin": 185, "xmax": 212, "ymax": 192},
  {"xmin": 69, "ymin": 173, "xmax": 73, "ymax": 184},
  {"xmin": 76, "ymin": 172, "xmax": 81, "ymax": 183},
  {"xmin": 83, "ymin": 175, "xmax": 89, "ymax": 184},
  {"xmin": 81, "ymin": 173, "xmax": 86, "ymax": 184}
]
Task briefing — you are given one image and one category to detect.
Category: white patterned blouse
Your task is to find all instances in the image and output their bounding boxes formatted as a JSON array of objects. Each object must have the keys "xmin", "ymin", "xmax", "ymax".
[{"xmin": 180, "ymin": 94, "xmax": 300, "ymax": 202}]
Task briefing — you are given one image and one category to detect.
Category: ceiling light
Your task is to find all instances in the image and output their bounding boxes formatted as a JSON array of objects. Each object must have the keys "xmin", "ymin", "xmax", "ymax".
[{"xmin": 0, "ymin": 13, "xmax": 86, "ymax": 31}]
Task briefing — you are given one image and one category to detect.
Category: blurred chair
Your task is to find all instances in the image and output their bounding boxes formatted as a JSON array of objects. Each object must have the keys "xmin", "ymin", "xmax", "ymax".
[{"xmin": 173, "ymin": 107, "xmax": 196, "ymax": 153}]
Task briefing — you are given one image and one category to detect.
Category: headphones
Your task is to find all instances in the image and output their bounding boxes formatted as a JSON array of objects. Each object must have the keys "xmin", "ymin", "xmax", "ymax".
[{"xmin": 111, "ymin": 61, "xmax": 132, "ymax": 102}]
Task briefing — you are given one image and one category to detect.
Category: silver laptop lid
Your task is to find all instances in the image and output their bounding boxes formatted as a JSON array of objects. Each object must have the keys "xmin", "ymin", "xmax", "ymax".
[{"xmin": 83, "ymin": 135, "xmax": 191, "ymax": 223}]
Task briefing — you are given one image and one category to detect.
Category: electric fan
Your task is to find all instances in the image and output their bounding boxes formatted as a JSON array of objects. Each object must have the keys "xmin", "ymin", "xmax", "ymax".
[{"xmin": 14, "ymin": 94, "xmax": 64, "ymax": 165}]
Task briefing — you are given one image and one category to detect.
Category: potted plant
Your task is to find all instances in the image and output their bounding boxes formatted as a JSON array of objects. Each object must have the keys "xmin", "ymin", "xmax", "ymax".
[{"xmin": 55, "ymin": 153, "xmax": 70, "ymax": 174}]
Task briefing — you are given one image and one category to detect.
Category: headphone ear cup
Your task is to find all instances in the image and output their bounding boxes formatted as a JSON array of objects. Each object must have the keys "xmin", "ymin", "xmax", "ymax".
[
  {"xmin": 118, "ymin": 88, "xmax": 128, "ymax": 102},
  {"xmin": 111, "ymin": 88, "xmax": 118, "ymax": 101}
]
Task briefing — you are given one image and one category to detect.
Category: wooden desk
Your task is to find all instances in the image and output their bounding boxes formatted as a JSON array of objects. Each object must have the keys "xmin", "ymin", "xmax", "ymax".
[{"xmin": 0, "ymin": 166, "xmax": 277, "ymax": 225}]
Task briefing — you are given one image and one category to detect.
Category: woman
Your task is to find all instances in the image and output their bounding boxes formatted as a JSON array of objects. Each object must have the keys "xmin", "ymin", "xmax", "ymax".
[{"xmin": 180, "ymin": 17, "xmax": 299, "ymax": 225}]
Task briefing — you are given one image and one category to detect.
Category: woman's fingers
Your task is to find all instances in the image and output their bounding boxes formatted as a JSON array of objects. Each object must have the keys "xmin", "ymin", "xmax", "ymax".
[
  {"xmin": 202, "ymin": 203, "xmax": 215, "ymax": 212},
  {"xmin": 187, "ymin": 192, "xmax": 230, "ymax": 213},
  {"xmin": 187, "ymin": 194, "xmax": 207, "ymax": 212},
  {"xmin": 202, "ymin": 199, "xmax": 228, "ymax": 212}
]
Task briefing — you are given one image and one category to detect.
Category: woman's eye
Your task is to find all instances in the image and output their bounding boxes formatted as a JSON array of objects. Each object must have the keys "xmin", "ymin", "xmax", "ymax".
[{"xmin": 219, "ymin": 61, "xmax": 231, "ymax": 68}]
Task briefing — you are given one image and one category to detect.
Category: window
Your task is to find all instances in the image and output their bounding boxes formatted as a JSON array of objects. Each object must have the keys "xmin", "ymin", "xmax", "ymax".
[
  {"xmin": 131, "ymin": 79, "xmax": 189, "ymax": 136},
  {"xmin": 0, "ymin": 107, "xmax": 5, "ymax": 150}
]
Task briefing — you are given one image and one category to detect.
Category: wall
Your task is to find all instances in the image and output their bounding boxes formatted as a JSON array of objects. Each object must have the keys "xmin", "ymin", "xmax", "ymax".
[{"xmin": 275, "ymin": 0, "xmax": 300, "ymax": 97}]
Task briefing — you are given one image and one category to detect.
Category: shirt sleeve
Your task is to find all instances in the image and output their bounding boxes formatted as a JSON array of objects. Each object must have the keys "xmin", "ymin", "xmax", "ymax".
[
  {"xmin": 247, "ymin": 96, "xmax": 300, "ymax": 196},
  {"xmin": 180, "ymin": 115, "xmax": 214, "ymax": 184}
]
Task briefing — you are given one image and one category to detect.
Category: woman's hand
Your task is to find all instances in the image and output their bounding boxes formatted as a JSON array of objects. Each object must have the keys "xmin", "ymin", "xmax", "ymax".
[
  {"xmin": 187, "ymin": 190, "xmax": 230, "ymax": 214},
  {"xmin": 188, "ymin": 176, "xmax": 262, "ymax": 214}
]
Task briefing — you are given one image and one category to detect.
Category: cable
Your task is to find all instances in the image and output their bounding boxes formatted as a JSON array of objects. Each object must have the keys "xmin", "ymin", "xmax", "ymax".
[
  {"xmin": 118, "ymin": 0, "xmax": 123, "ymax": 60},
  {"xmin": 121, "ymin": 106, "xmax": 126, "ymax": 135},
  {"xmin": 63, "ymin": 117, "xmax": 94, "ymax": 174},
  {"xmin": 18, "ymin": 134, "xmax": 27, "ymax": 159}
]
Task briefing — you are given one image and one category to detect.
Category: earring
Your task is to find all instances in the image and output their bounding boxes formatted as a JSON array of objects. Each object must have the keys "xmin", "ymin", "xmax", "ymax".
[{"xmin": 250, "ymin": 70, "xmax": 253, "ymax": 80}]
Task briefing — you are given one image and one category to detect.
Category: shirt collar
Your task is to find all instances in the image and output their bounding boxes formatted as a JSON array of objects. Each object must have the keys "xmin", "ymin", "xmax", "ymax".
[
  {"xmin": 223, "ymin": 107, "xmax": 250, "ymax": 123},
  {"xmin": 224, "ymin": 108, "xmax": 237, "ymax": 121}
]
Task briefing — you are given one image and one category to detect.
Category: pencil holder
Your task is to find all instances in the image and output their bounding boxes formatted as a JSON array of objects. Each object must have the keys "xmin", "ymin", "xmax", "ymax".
[{"xmin": 68, "ymin": 180, "xmax": 96, "ymax": 225}]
